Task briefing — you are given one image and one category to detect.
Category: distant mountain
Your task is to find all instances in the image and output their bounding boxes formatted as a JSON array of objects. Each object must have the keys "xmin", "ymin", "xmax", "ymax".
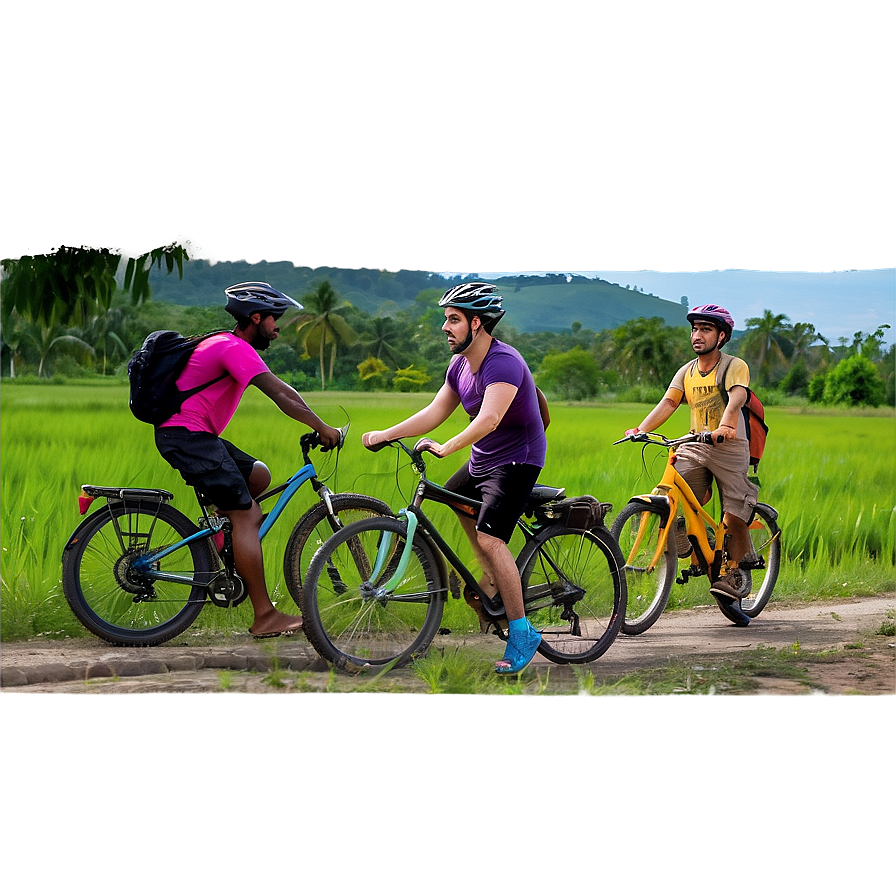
[{"xmin": 147, "ymin": 261, "xmax": 685, "ymax": 333}]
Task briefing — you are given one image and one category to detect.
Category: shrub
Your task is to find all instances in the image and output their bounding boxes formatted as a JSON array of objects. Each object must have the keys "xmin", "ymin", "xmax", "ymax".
[{"xmin": 823, "ymin": 355, "xmax": 886, "ymax": 407}]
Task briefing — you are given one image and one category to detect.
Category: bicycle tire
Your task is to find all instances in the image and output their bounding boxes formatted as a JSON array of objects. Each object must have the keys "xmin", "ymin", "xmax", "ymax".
[
  {"xmin": 739, "ymin": 504, "xmax": 781, "ymax": 618},
  {"xmin": 282, "ymin": 492, "xmax": 392, "ymax": 609},
  {"xmin": 610, "ymin": 501, "xmax": 677, "ymax": 635},
  {"xmin": 61, "ymin": 500, "xmax": 214, "ymax": 646},
  {"xmin": 516, "ymin": 523, "xmax": 626, "ymax": 664},
  {"xmin": 301, "ymin": 516, "xmax": 447, "ymax": 671}
]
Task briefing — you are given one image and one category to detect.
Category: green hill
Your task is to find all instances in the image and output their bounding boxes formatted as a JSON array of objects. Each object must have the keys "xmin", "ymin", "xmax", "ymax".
[{"xmin": 147, "ymin": 261, "xmax": 685, "ymax": 333}]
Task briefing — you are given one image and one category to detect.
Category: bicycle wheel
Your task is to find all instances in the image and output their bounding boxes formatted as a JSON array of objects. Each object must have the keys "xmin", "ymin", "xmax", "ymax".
[
  {"xmin": 61, "ymin": 500, "xmax": 214, "ymax": 646},
  {"xmin": 282, "ymin": 492, "xmax": 391, "ymax": 609},
  {"xmin": 740, "ymin": 504, "xmax": 781, "ymax": 618},
  {"xmin": 610, "ymin": 501, "xmax": 677, "ymax": 635},
  {"xmin": 516, "ymin": 524, "xmax": 626, "ymax": 664},
  {"xmin": 301, "ymin": 517, "xmax": 447, "ymax": 670}
]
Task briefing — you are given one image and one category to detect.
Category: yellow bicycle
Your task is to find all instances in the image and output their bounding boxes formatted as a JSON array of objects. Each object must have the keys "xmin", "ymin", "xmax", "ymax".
[{"xmin": 611, "ymin": 431, "xmax": 781, "ymax": 634}]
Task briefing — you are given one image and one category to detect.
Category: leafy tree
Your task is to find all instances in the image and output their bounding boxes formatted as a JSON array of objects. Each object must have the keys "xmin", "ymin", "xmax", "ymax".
[
  {"xmin": 1, "ymin": 243, "xmax": 188, "ymax": 327},
  {"xmin": 360, "ymin": 316, "xmax": 404, "ymax": 365},
  {"xmin": 740, "ymin": 310, "xmax": 791, "ymax": 385},
  {"xmin": 612, "ymin": 317, "xmax": 690, "ymax": 387},
  {"xmin": 288, "ymin": 280, "xmax": 358, "ymax": 390},
  {"xmin": 807, "ymin": 371, "xmax": 828, "ymax": 403},
  {"xmin": 19, "ymin": 308, "xmax": 96, "ymax": 378},
  {"xmin": 780, "ymin": 359, "xmax": 809, "ymax": 395},
  {"xmin": 392, "ymin": 364, "xmax": 431, "ymax": 392},
  {"xmin": 823, "ymin": 355, "xmax": 886, "ymax": 407},
  {"xmin": 357, "ymin": 356, "xmax": 390, "ymax": 390},
  {"xmin": 536, "ymin": 348, "xmax": 602, "ymax": 400}
]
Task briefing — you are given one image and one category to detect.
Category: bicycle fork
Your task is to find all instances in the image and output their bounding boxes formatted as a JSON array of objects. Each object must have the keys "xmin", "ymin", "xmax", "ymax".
[{"xmin": 361, "ymin": 509, "xmax": 419, "ymax": 600}]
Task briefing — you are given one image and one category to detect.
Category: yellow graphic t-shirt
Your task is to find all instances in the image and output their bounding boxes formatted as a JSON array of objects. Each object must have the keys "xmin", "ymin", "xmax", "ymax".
[{"xmin": 669, "ymin": 354, "xmax": 750, "ymax": 436}]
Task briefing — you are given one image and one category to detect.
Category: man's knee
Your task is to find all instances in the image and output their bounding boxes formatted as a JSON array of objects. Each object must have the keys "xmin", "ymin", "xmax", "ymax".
[{"xmin": 248, "ymin": 461, "xmax": 271, "ymax": 497}]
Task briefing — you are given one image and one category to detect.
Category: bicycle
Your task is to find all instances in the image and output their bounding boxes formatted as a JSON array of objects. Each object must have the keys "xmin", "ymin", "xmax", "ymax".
[
  {"xmin": 296, "ymin": 438, "xmax": 627, "ymax": 671},
  {"xmin": 610, "ymin": 431, "xmax": 781, "ymax": 634},
  {"xmin": 61, "ymin": 424, "xmax": 391, "ymax": 647}
]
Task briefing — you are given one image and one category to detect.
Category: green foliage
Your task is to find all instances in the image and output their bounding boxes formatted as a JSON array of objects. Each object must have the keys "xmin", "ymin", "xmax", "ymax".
[
  {"xmin": 357, "ymin": 356, "xmax": 390, "ymax": 390},
  {"xmin": 823, "ymin": 355, "xmax": 886, "ymax": 407},
  {"xmin": 781, "ymin": 359, "xmax": 810, "ymax": 395},
  {"xmin": 392, "ymin": 364, "xmax": 431, "ymax": 392},
  {"xmin": 536, "ymin": 348, "xmax": 602, "ymax": 400}
]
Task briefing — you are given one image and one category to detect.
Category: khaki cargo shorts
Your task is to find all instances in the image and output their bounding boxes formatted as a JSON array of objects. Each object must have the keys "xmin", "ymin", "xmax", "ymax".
[{"xmin": 674, "ymin": 437, "xmax": 759, "ymax": 523}]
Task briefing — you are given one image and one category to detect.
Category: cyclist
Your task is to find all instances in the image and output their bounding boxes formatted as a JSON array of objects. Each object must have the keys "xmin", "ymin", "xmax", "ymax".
[
  {"xmin": 362, "ymin": 282, "xmax": 547, "ymax": 673},
  {"xmin": 624, "ymin": 304, "xmax": 759, "ymax": 626},
  {"xmin": 154, "ymin": 282, "xmax": 341, "ymax": 638}
]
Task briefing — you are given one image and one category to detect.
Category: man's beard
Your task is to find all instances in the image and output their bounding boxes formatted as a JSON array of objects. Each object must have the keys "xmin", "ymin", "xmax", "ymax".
[
  {"xmin": 250, "ymin": 332, "xmax": 273, "ymax": 351},
  {"xmin": 450, "ymin": 323, "xmax": 475, "ymax": 354}
]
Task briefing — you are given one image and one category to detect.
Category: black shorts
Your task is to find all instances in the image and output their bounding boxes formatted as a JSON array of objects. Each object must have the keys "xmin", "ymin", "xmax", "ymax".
[
  {"xmin": 443, "ymin": 461, "xmax": 541, "ymax": 543},
  {"xmin": 154, "ymin": 427, "xmax": 258, "ymax": 511}
]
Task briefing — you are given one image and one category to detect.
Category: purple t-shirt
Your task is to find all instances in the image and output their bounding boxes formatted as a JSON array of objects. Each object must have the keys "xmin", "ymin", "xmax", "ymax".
[
  {"xmin": 158, "ymin": 333, "xmax": 268, "ymax": 435},
  {"xmin": 446, "ymin": 339, "xmax": 547, "ymax": 475}
]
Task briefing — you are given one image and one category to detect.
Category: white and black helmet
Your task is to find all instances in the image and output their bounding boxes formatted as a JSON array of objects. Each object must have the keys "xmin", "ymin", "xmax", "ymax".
[
  {"xmin": 438, "ymin": 281, "xmax": 506, "ymax": 324},
  {"xmin": 224, "ymin": 282, "xmax": 302, "ymax": 319}
]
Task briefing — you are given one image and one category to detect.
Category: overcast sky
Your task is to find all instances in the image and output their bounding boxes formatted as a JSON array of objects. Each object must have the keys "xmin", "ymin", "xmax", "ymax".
[{"xmin": 470, "ymin": 269, "xmax": 894, "ymax": 342}]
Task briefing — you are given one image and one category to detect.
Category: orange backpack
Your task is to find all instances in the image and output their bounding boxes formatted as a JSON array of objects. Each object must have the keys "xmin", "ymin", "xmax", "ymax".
[{"xmin": 717, "ymin": 355, "xmax": 768, "ymax": 472}]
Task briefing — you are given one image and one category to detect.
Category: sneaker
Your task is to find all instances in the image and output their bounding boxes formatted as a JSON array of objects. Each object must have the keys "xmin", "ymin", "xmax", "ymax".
[
  {"xmin": 710, "ymin": 569, "xmax": 752, "ymax": 626},
  {"xmin": 739, "ymin": 551, "xmax": 764, "ymax": 570},
  {"xmin": 675, "ymin": 517, "xmax": 691, "ymax": 557},
  {"xmin": 495, "ymin": 619, "xmax": 542, "ymax": 674},
  {"xmin": 710, "ymin": 568, "xmax": 752, "ymax": 600}
]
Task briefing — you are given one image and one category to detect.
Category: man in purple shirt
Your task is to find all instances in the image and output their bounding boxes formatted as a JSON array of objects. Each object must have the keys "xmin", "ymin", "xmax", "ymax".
[
  {"xmin": 154, "ymin": 282, "xmax": 340, "ymax": 638},
  {"xmin": 362, "ymin": 282, "xmax": 548, "ymax": 674}
]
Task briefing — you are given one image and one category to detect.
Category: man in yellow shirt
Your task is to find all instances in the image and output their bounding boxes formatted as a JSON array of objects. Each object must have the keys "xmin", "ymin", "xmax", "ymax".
[{"xmin": 625, "ymin": 304, "xmax": 759, "ymax": 626}]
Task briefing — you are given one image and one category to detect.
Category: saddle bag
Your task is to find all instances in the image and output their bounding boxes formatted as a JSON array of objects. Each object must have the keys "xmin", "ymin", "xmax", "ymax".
[{"xmin": 543, "ymin": 495, "xmax": 609, "ymax": 531}]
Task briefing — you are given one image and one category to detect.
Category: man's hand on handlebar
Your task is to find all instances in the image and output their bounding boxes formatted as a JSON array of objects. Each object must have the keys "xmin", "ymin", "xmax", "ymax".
[
  {"xmin": 317, "ymin": 424, "xmax": 342, "ymax": 452},
  {"xmin": 413, "ymin": 437, "xmax": 444, "ymax": 457}
]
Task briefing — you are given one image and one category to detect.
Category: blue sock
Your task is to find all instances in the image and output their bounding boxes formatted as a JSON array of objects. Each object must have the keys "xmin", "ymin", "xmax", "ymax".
[{"xmin": 508, "ymin": 617, "xmax": 528, "ymax": 635}]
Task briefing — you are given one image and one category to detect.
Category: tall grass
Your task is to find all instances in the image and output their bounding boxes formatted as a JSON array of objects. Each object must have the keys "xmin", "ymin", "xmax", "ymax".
[{"xmin": 1, "ymin": 383, "xmax": 893, "ymax": 640}]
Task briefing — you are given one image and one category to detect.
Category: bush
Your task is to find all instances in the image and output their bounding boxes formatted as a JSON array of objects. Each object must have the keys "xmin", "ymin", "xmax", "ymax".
[
  {"xmin": 807, "ymin": 372, "xmax": 827, "ymax": 403},
  {"xmin": 823, "ymin": 355, "xmax": 886, "ymax": 407},
  {"xmin": 536, "ymin": 348, "xmax": 602, "ymax": 400}
]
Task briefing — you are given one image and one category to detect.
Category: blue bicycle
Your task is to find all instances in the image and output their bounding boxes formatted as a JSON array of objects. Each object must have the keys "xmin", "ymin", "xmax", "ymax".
[{"xmin": 61, "ymin": 426, "xmax": 390, "ymax": 646}]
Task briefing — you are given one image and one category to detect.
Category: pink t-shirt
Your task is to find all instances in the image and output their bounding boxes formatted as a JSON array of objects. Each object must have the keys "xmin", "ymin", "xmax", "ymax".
[{"xmin": 159, "ymin": 333, "xmax": 268, "ymax": 435}]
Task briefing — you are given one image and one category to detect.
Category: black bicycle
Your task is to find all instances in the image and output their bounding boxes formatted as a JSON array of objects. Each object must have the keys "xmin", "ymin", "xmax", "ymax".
[
  {"xmin": 62, "ymin": 425, "xmax": 390, "ymax": 646},
  {"xmin": 297, "ymin": 439, "xmax": 627, "ymax": 671}
]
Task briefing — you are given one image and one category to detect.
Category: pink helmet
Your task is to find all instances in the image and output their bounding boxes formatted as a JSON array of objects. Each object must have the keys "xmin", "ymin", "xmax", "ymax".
[{"xmin": 687, "ymin": 304, "xmax": 734, "ymax": 338}]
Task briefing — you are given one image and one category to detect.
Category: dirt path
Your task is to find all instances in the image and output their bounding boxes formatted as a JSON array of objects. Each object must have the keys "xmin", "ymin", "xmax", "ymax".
[{"xmin": 1, "ymin": 594, "xmax": 893, "ymax": 694}]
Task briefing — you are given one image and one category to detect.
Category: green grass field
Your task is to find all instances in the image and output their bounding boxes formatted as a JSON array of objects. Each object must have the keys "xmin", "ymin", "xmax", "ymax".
[{"xmin": 1, "ymin": 382, "xmax": 893, "ymax": 640}]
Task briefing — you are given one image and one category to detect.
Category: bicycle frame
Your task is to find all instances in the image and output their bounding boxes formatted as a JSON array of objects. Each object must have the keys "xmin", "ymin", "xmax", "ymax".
[
  {"xmin": 629, "ymin": 450, "xmax": 725, "ymax": 574},
  {"xmin": 365, "ymin": 442, "xmax": 552, "ymax": 619},
  {"xmin": 121, "ymin": 428, "xmax": 348, "ymax": 587}
]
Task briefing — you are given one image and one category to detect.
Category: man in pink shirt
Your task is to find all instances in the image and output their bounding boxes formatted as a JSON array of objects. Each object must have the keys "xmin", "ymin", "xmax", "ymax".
[{"xmin": 155, "ymin": 282, "xmax": 340, "ymax": 638}]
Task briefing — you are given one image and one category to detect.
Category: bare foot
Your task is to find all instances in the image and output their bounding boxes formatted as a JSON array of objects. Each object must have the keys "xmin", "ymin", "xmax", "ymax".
[{"xmin": 249, "ymin": 609, "xmax": 304, "ymax": 638}]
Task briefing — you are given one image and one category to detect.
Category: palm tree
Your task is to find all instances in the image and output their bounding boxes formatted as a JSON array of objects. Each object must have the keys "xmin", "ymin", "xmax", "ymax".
[
  {"xmin": 740, "ymin": 310, "xmax": 791, "ymax": 384},
  {"xmin": 361, "ymin": 316, "xmax": 404, "ymax": 366},
  {"xmin": 612, "ymin": 317, "xmax": 690, "ymax": 387},
  {"xmin": 20, "ymin": 308, "xmax": 96, "ymax": 377},
  {"xmin": 287, "ymin": 281, "xmax": 357, "ymax": 390}
]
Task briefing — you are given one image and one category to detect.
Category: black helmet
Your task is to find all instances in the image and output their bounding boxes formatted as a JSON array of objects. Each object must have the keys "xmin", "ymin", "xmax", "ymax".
[
  {"xmin": 224, "ymin": 282, "xmax": 302, "ymax": 320},
  {"xmin": 438, "ymin": 281, "xmax": 506, "ymax": 325}
]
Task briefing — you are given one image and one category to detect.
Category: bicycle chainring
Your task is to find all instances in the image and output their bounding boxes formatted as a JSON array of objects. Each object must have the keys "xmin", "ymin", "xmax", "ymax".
[{"xmin": 207, "ymin": 572, "xmax": 248, "ymax": 607}]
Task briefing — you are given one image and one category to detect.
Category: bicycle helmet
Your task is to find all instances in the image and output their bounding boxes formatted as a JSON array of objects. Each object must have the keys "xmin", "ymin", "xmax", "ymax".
[
  {"xmin": 438, "ymin": 281, "xmax": 506, "ymax": 325},
  {"xmin": 686, "ymin": 303, "xmax": 734, "ymax": 339},
  {"xmin": 224, "ymin": 282, "xmax": 302, "ymax": 319}
]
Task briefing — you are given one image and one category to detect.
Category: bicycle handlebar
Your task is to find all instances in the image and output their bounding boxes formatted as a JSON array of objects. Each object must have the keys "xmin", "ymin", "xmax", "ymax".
[
  {"xmin": 613, "ymin": 430, "xmax": 719, "ymax": 447},
  {"xmin": 365, "ymin": 437, "xmax": 429, "ymax": 469},
  {"xmin": 301, "ymin": 423, "xmax": 349, "ymax": 455}
]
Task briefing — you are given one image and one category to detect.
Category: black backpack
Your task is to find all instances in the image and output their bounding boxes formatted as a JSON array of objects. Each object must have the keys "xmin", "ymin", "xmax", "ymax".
[{"xmin": 127, "ymin": 330, "xmax": 229, "ymax": 425}]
